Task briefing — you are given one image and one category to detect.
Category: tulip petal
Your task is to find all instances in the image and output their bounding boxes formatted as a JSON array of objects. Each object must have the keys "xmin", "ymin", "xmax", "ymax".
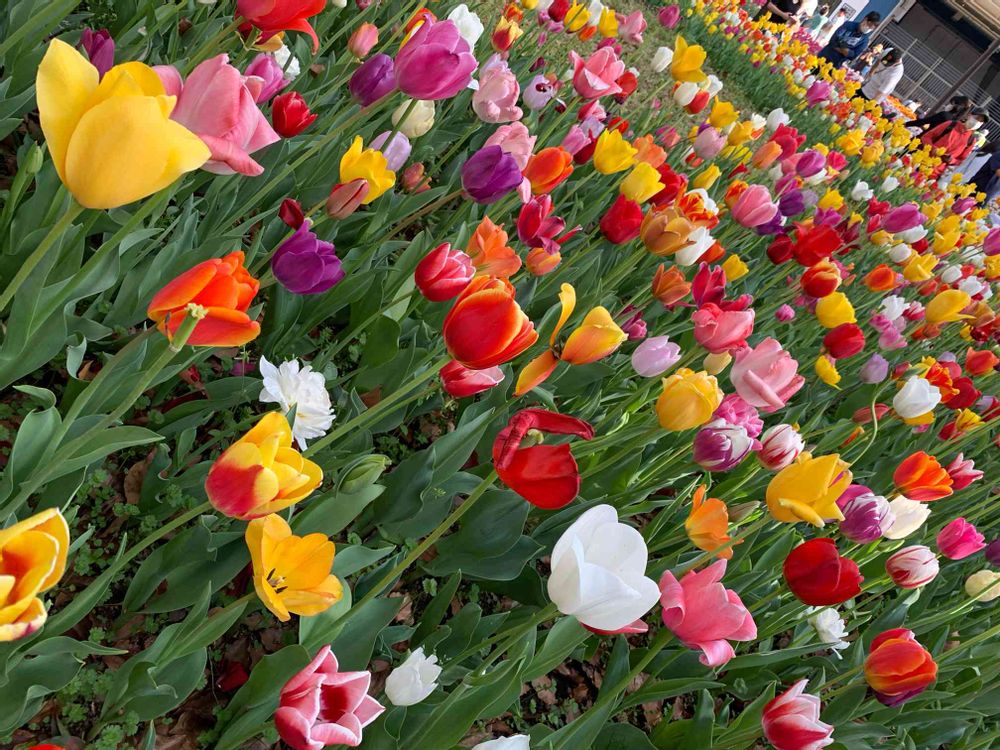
[
  {"xmin": 36, "ymin": 39, "xmax": 100, "ymax": 181},
  {"xmin": 514, "ymin": 351, "xmax": 559, "ymax": 396}
]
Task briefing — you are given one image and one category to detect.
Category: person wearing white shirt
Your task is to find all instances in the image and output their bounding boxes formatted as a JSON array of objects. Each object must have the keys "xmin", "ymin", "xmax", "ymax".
[{"xmin": 861, "ymin": 49, "xmax": 904, "ymax": 104}]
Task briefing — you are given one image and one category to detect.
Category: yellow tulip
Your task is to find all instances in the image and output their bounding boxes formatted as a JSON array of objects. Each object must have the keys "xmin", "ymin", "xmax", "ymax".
[
  {"xmin": 670, "ymin": 36, "xmax": 707, "ymax": 83},
  {"xmin": 597, "ymin": 7, "xmax": 618, "ymax": 37},
  {"xmin": 727, "ymin": 121, "xmax": 756, "ymax": 147},
  {"xmin": 692, "ymin": 164, "xmax": 721, "ymax": 190},
  {"xmin": 339, "ymin": 136, "xmax": 396, "ymax": 204},
  {"xmin": 703, "ymin": 351, "xmax": 732, "ymax": 375},
  {"xmin": 620, "ymin": 162, "xmax": 665, "ymax": 203},
  {"xmin": 902, "ymin": 253, "xmax": 937, "ymax": 282},
  {"xmin": 925, "ymin": 289, "xmax": 972, "ymax": 324},
  {"xmin": 766, "ymin": 453, "xmax": 851, "ymax": 527},
  {"xmin": 246, "ymin": 513, "xmax": 343, "ymax": 622},
  {"xmin": 708, "ymin": 100, "xmax": 738, "ymax": 130},
  {"xmin": 655, "ymin": 368, "xmax": 723, "ymax": 431},
  {"xmin": 36, "ymin": 39, "xmax": 209, "ymax": 209},
  {"xmin": 817, "ymin": 189, "xmax": 843, "ymax": 211},
  {"xmin": 985, "ymin": 255, "xmax": 1000, "ymax": 280},
  {"xmin": 815, "ymin": 291, "xmax": 855, "ymax": 328},
  {"xmin": 815, "ymin": 354, "xmax": 841, "ymax": 387},
  {"xmin": 721, "ymin": 254, "xmax": 748, "ymax": 281},
  {"xmin": 564, "ymin": 2, "xmax": 590, "ymax": 31},
  {"xmin": 594, "ymin": 129, "xmax": 638, "ymax": 175},
  {"xmin": 0, "ymin": 508, "xmax": 69, "ymax": 641}
]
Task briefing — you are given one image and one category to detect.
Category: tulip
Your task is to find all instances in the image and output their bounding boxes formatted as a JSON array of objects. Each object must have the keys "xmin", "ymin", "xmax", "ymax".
[
  {"xmin": 864, "ymin": 629, "xmax": 937, "ymax": 706},
  {"xmin": 691, "ymin": 165, "xmax": 721, "ymax": 190},
  {"xmin": 693, "ymin": 127, "xmax": 726, "ymax": 160},
  {"xmin": 385, "ymin": 647, "xmax": 441, "ymax": 706},
  {"xmin": 784, "ymin": 538, "xmax": 862, "ymax": 606},
  {"xmin": 443, "ymin": 277, "xmax": 537, "ymax": 369},
  {"xmin": 391, "ymin": 98, "xmax": 435, "ymax": 139},
  {"xmin": 652, "ymin": 46, "xmax": 673, "ymax": 72},
  {"xmin": 685, "ymin": 485, "xmax": 738, "ymax": 559},
  {"xmin": 670, "ymin": 35, "xmax": 706, "ymax": 82},
  {"xmin": 600, "ymin": 195, "xmax": 643, "ymax": 244},
  {"xmin": 79, "ymin": 27, "xmax": 114, "ymax": 78},
  {"xmin": 632, "ymin": 335, "xmax": 681, "ymax": 377},
  {"xmin": 568, "ymin": 47, "xmax": 624, "ymax": 99},
  {"xmin": 395, "ymin": 20, "xmax": 477, "ymax": 100},
  {"xmin": 524, "ymin": 148, "xmax": 574, "ymax": 194},
  {"xmin": 762, "ymin": 680, "xmax": 835, "ymax": 750},
  {"xmin": 620, "ymin": 162, "xmax": 665, "ymax": 203},
  {"xmin": 275, "ymin": 645, "xmax": 384, "ymax": 749},
  {"xmin": 369, "ymin": 131, "xmax": 411, "ymax": 172},
  {"xmin": 0, "ymin": 508, "xmax": 68, "ymax": 641},
  {"xmin": 658, "ymin": 5, "xmax": 680, "ymax": 27},
  {"xmin": 937, "ymin": 517, "xmax": 986, "ymax": 560},
  {"xmin": 894, "ymin": 451, "xmax": 953, "ymax": 502},
  {"xmin": 467, "ymin": 216, "xmax": 521, "ymax": 279},
  {"xmin": 886, "ymin": 545, "xmax": 939, "ymax": 589},
  {"xmin": 523, "ymin": 74, "xmax": 557, "ymax": 110},
  {"xmin": 207, "ymin": 413, "xmax": 322, "ymax": 519},
  {"xmin": 272, "ymin": 91, "xmax": 317, "ymax": 137},
  {"xmin": 493, "ymin": 408, "xmax": 593, "ymax": 509},
  {"xmin": 655, "ymin": 368, "xmax": 723, "ymax": 431},
  {"xmin": 892, "ymin": 377, "xmax": 941, "ymax": 421},
  {"xmin": 693, "ymin": 419, "xmax": 755, "ymax": 472},
  {"xmin": 925, "ymin": 289, "xmax": 971, "ymax": 325},
  {"xmin": 965, "ymin": 347, "xmax": 1000, "ymax": 376},
  {"xmin": 766, "ymin": 453, "xmax": 851, "ymax": 527},
  {"xmin": 814, "ymin": 291, "xmax": 855, "ymax": 328},
  {"xmin": 339, "ymin": 136, "xmax": 395, "ymax": 204},
  {"xmin": 526, "ymin": 247, "xmax": 561, "ymax": 275},
  {"xmin": 348, "ymin": 22, "xmax": 379, "ymax": 58},
  {"xmin": 272, "ymin": 220, "xmax": 344, "ymax": 295},
  {"xmin": 882, "ymin": 203, "xmax": 925, "ymax": 233},
  {"xmin": 517, "ymin": 195, "xmax": 570, "ymax": 252},
  {"xmin": 593, "ymin": 129, "xmax": 637, "ymax": 174},
  {"xmin": 884, "ymin": 497, "xmax": 932, "ymax": 540},
  {"xmin": 548, "ymin": 504, "xmax": 660, "ymax": 630},
  {"xmin": 485, "ymin": 122, "xmax": 537, "ymax": 170},
  {"xmin": 491, "ymin": 16, "xmax": 523, "ymax": 51},
  {"xmin": 730, "ymin": 338, "xmax": 803, "ymax": 412},
  {"xmin": 837, "ymin": 489, "xmax": 893, "ymax": 543},
  {"xmin": 946, "ymin": 454, "xmax": 983, "ymax": 490},
  {"xmin": 349, "ymin": 54, "xmax": 396, "ymax": 106},
  {"xmin": 238, "ymin": 0, "xmax": 325, "ymax": 51},
  {"xmin": 659, "ymin": 559, "xmax": 756, "ymax": 667},
  {"xmin": 147, "ymin": 251, "xmax": 261, "ymax": 346},
  {"xmin": 279, "ymin": 198, "xmax": 305, "ymax": 228},
  {"xmin": 617, "ymin": 9, "xmax": 646, "ymax": 43},
  {"xmin": 439, "ymin": 360, "xmax": 504, "ymax": 398},
  {"xmin": 823, "ymin": 323, "xmax": 865, "ymax": 360},
  {"xmin": 326, "ymin": 179, "xmax": 370, "ymax": 219},
  {"xmin": 731, "ymin": 184, "xmax": 778, "ymax": 228},
  {"xmin": 36, "ymin": 40, "xmax": 209, "ymax": 208},
  {"xmin": 641, "ymin": 208, "xmax": 694, "ymax": 256},
  {"xmin": 447, "ymin": 4, "xmax": 485, "ymax": 49},
  {"xmin": 462, "ymin": 146, "xmax": 523, "ymax": 204},
  {"xmin": 965, "ymin": 570, "xmax": 1000, "ymax": 601},
  {"xmin": 801, "ymin": 259, "xmax": 841, "ymax": 298},
  {"xmin": 245, "ymin": 53, "xmax": 291, "ymax": 103},
  {"xmin": 473, "ymin": 61, "xmax": 523, "ymax": 123},
  {"xmin": 693, "ymin": 304, "xmax": 754, "ymax": 354},
  {"xmin": 473, "ymin": 738, "xmax": 530, "ymax": 750},
  {"xmin": 651, "ymin": 264, "xmax": 690, "ymax": 306}
]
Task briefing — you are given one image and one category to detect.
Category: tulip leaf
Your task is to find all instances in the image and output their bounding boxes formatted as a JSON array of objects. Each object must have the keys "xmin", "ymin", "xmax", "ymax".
[
  {"xmin": 411, "ymin": 570, "xmax": 463, "ymax": 647},
  {"xmin": 524, "ymin": 617, "xmax": 590, "ymax": 681},
  {"xmin": 332, "ymin": 543, "xmax": 394, "ymax": 578},
  {"xmin": 326, "ymin": 597, "xmax": 402, "ymax": 672},
  {"xmin": 361, "ymin": 315, "xmax": 401, "ymax": 368},
  {"xmin": 0, "ymin": 647, "xmax": 90, "ymax": 736},
  {"xmin": 619, "ymin": 678, "xmax": 726, "ymax": 710},
  {"xmin": 594, "ymin": 724, "xmax": 657, "ymax": 750}
]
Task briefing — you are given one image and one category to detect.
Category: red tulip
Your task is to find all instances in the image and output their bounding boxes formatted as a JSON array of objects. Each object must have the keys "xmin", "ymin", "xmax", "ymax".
[
  {"xmin": 783, "ymin": 538, "xmax": 862, "ymax": 606},
  {"xmin": 492, "ymin": 408, "xmax": 593, "ymax": 509},
  {"xmin": 761, "ymin": 679, "xmax": 834, "ymax": 750},
  {"xmin": 439, "ymin": 360, "xmax": 504, "ymax": 398},
  {"xmin": 237, "ymin": 0, "xmax": 326, "ymax": 52},
  {"xmin": 272, "ymin": 91, "xmax": 317, "ymax": 137},
  {"xmin": 600, "ymin": 194, "xmax": 643, "ymax": 244},
  {"xmin": 823, "ymin": 323, "xmax": 865, "ymax": 359},
  {"xmin": 414, "ymin": 243, "xmax": 474, "ymax": 302},
  {"xmin": 442, "ymin": 277, "xmax": 537, "ymax": 368},
  {"xmin": 279, "ymin": 198, "xmax": 304, "ymax": 228}
]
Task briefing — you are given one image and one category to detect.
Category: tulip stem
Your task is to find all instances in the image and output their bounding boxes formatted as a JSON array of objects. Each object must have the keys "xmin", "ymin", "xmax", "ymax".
[
  {"xmin": 312, "ymin": 289, "xmax": 418, "ymax": 370},
  {"xmin": 385, "ymin": 97, "xmax": 419, "ymax": 147},
  {"xmin": 0, "ymin": 199, "xmax": 85, "ymax": 315}
]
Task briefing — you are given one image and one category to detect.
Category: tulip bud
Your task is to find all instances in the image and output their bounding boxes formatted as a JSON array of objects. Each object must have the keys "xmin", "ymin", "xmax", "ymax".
[
  {"xmin": 886, "ymin": 545, "xmax": 939, "ymax": 589},
  {"xmin": 348, "ymin": 22, "xmax": 379, "ymax": 58},
  {"xmin": 279, "ymin": 198, "xmax": 305, "ymax": 229},
  {"xmin": 402, "ymin": 162, "xmax": 430, "ymax": 193},
  {"xmin": 338, "ymin": 454, "xmax": 390, "ymax": 493},
  {"xmin": 703, "ymin": 350, "xmax": 731, "ymax": 375},
  {"xmin": 326, "ymin": 179, "xmax": 370, "ymax": 219},
  {"xmin": 757, "ymin": 424, "xmax": 803, "ymax": 471}
]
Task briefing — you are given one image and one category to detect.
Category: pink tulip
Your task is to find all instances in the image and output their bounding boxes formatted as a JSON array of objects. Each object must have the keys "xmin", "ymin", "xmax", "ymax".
[
  {"xmin": 886, "ymin": 545, "xmax": 940, "ymax": 588},
  {"xmin": 730, "ymin": 338, "xmax": 804, "ymax": 412},
  {"xmin": 659, "ymin": 559, "xmax": 756, "ymax": 667},
  {"xmin": 274, "ymin": 646, "xmax": 384, "ymax": 749},
  {"xmin": 244, "ymin": 53, "xmax": 291, "ymax": 103},
  {"xmin": 946, "ymin": 453, "xmax": 982, "ymax": 490},
  {"xmin": 658, "ymin": 5, "xmax": 681, "ymax": 28},
  {"xmin": 762, "ymin": 679, "xmax": 834, "ymax": 750},
  {"xmin": 732, "ymin": 185, "xmax": 779, "ymax": 228},
  {"xmin": 617, "ymin": 10, "xmax": 647, "ymax": 44},
  {"xmin": 348, "ymin": 22, "xmax": 379, "ymax": 58},
  {"xmin": 936, "ymin": 517, "xmax": 986, "ymax": 560},
  {"xmin": 395, "ymin": 19, "xmax": 477, "ymax": 100},
  {"xmin": 568, "ymin": 48, "xmax": 624, "ymax": 99},
  {"xmin": 472, "ymin": 60, "xmax": 524, "ymax": 124},
  {"xmin": 156, "ymin": 54, "xmax": 280, "ymax": 176},
  {"xmin": 882, "ymin": 203, "xmax": 925, "ymax": 233},
  {"xmin": 692, "ymin": 304, "xmax": 755, "ymax": 354},
  {"xmin": 484, "ymin": 122, "xmax": 537, "ymax": 170},
  {"xmin": 693, "ymin": 127, "xmax": 727, "ymax": 160},
  {"xmin": 805, "ymin": 80, "xmax": 831, "ymax": 106},
  {"xmin": 984, "ymin": 227, "xmax": 1000, "ymax": 256}
]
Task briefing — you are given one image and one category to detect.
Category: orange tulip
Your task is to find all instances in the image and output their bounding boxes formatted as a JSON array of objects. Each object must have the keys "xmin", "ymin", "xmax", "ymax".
[
  {"xmin": 443, "ymin": 276, "xmax": 537, "ymax": 369},
  {"xmin": 633, "ymin": 135, "xmax": 667, "ymax": 168},
  {"xmin": 651, "ymin": 264, "xmax": 690, "ymax": 306},
  {"xmin": 893, "ymin": 451, "xmax": 953, "ymax": 502},
  {"xmin": 864, "ymin": 264, "xmax": 897, "ymax": 292},
  {"xmin": 147, "ymin": 251, "xmax": 261, "ymax": 346},
  {"xmin": 0, "ymin": 508, "xmax": 68, "ymax": 641},
  {"xmin": 515, "ymin": 283, "xmax": 626, "ymax": 395},
  {"xmin": 523, "ymin": 147, "xmax": 574, "ymax": 194},
  {"xmin": 526, "ymin": 247, "xmax": 561, "ymax": 275},
  {"xmin": 640, "ymin": 207, "xmax": 694, "ymax": 256},
  {"xmin": 206, "ymin": 412, "xmax": 323, "ymax": 519},
  {"xmin": 864, "ymin": 628, "xmax": 937, "ymax": 706},
  {"xmin": 965, "ymin": 347, "xmax": 999, "ymax": 376},
  {"xmin": 685, "ymin": 485, "xmax": 740, "ymax": 559},
  {"xmin": 466, "ymin": 216, "xmax": 521, "ymax": 278}
]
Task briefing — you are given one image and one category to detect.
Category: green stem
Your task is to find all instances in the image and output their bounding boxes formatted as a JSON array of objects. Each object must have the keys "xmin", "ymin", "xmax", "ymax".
[
  {"xmin": 183, "ymin": 17, "xmax": 244, "ymax": 74},
  {"xmin": 0, "ymin": 200, "xmax": 84, "ymax": 314}
]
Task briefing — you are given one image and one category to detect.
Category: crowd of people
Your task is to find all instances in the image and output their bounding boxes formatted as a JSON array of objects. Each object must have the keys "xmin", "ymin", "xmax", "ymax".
[{"xmin": 757, "ymin": 3, "xmax": 999, "ymax": 211}]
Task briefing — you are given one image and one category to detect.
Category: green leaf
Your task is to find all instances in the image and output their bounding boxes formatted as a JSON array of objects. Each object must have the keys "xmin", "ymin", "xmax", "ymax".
[
  {"xmin": 620, "ymin": 678, "xmax": 726, "ymax": 710},
  {"xmin": 411, "ymin": 571, "xmax": 462, "ymax": 647},
  {"xmin": 327, "ymin": 597, "xmax": 402, "ymax": 671},
  {"xmin": 525, "ymin": 617, "xmax": 590, "ymax": 681},
  {"xmin": 361, "ymin": 316, "xmax": 401, "ymax": 368},
  {"xmin": 594, "ymin": 724, "xmax": 657, "ymax": 750}
]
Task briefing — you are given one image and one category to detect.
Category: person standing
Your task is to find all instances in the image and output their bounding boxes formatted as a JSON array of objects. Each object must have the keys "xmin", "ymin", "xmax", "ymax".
[
  {"xmin": 806, "ymin": 3, "xmax": 830, "ymax": 33},
  {"xmin": 815, "ymin": 8, "xmax": 848, "ymax": 46},
  {"xmin": 971, "ymin": 145, "xmax": 1000, "ymax": 207},
  {"xmin": 817, "ymin": 11, "xmax": 881, "ymax": 67},
  {"xmin": 759, "ymin": 0, "xmax": 803, "ymax": 25},
  {"xmin": 920, "ymin": 109, "xmax": 988, "ymax": 178},
  {"xmin": 905, "ymin": 95, "xmax": 973, "ymax": 131},
  {"xmin": 860, "ymin": 49, "xmax": 904, "ymax": 104}
]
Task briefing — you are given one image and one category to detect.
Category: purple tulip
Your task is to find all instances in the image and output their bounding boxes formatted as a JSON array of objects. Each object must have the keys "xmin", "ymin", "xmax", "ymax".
[
  {"xmin": 349, "ymin": 53, "xmax": 396, "ymax": 107},
  {"xmin": 693, "ymin": 419, "xmax": 756, "ymax": 472},
  {"xmin": 775, "ymin": 304, "xmax": 795, "ymax": 322},
  {"xmin": 794, "ymin": 149, "xmax": 826, "ymax": 178},
  {"xmin": 394, "ymin": 20, "xmax": 477, "ymax": 100},
  {"xmin": 245, "ymin": 53, "xmax": 290, "ymax": 103},
  {"xmin": 837, "ymin": 486, "xmax": 893, "ymax": 543},
  {"xmin": 986, "ymin": 539, "xmax": 1000, "ymax": 566},
  {"xmin": 813, "ymin": 207, "xmax": 842, "ymax": 226},
  {"xmin": 370, "ymin": 131, "xmax": 412, "ymax": 171},
  {"xmin": 860, "ymin": 353, "xmax": 889, "ymax": 383},
  {"xmin": 271, "ymin": 220, "xmax": 345, "ymax": 295},
  {"xmin": 80, "ymin": 28, "xmax": 114, "ymax": 79},
  {"xmin": 882, "ymin": 203, "xmax": 925, "ymax": 233},
  {"xmin": 778, "ymin": 189, "xmax": 805, "ymax": 217},
  {"xmin": 631, "ymin": 336, "xmax": 681, "ymax": 377},
  {"xmin": 461, "ymin": 146, "xmax": 522, "ymax": 204},
  {"xmin": 754, "ymin": 213, "xmax": 785, "ymax": 236}
]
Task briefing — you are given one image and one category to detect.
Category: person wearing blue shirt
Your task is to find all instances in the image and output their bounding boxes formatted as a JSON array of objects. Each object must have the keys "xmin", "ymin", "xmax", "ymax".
[{"xmin": 818, "ymin": 12, "xmax": 881, "ymax": 67}]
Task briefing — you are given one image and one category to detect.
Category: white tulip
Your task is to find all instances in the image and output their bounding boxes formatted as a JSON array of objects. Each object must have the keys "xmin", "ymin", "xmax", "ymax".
[
  {"xmin": 474, "ymin": 737, "xmax": 530, "ymax": 750},
  {"xmin": 447, "ymin": 4, "xmax": 485, "ymax": 50},
  {"xmin": 959, "ymin": 276, "xmax": 985, "ymax": 297},
  {"xmin": 965, "ymin": 570, "xmax": 1000, "ymax": 601},
  {"xmin": 586, "ymin": 0, "xmax": 605, "ymax": 25},
  {"xmin": 704, "ymin": 75, "xmax": 724, "ymax": 96},
  {"xmin": 896, "ymin": 226, "xmax": 927, "ymax": 244},
  {"xmin": 940, "ymin": 265, "xmax": 962, "ymax": 284},
  {"xmin": 672, "ymin": 81, "xmax": 699, "ymax": 105},
  {"xmin": 392, "ymin": 99, "xmax": 435, "ymax": 138},
  {"xmin": 652, "ymin": 46, "xmax": 674, "ymax": 73},
  {"xmin": 273, "ymin": 44, "xmax": 301, "ymax": 79},
  {"xmin": 259, "ymin": 357, "xmax": 334, "ymax": 449},
  {"xmin": 850, "ymin": 181, "xmax": 873, "ymax": 201},
  {"xmin": 880, "ymin": 295, "xmax": 907, "ymax": 321},
  {"xmin": 883, "ymin": 496, "xmax": 931, "ymax": 539},
  {"xmin": 881, "ymin": 176, "xmax": 900, "ymax": 193},
  {"xmin": 887, "ymin": 243, "xmax": 912, "ymax": 263},
  {"xmin": 749, "ymin": 113, "xmax": 767, "ymax": 132},
  {"xmin": 384, "ymin": 647, "xmax": 441, "ymax": 706},
  {"xmin": 808, "ymin": 609, "xmax": 850, "ymax": 655},
  {"xmin": 547, "ymin": 505, "xmax": 660, "ymax": 631},
  {"xmin": 675, "ymin": 227, "xmax": 716, "ymax": 266},
  {"xmin": 892, "ymin": 376, "xmax": 941, "ymax": 419}
]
